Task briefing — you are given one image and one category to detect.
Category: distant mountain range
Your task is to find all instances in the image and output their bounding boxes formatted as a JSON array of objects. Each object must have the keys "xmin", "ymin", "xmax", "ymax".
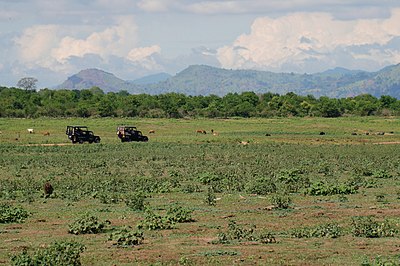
[{"xmin": 56, "ymin": 64, "xmax": 400, "ymax": 98}]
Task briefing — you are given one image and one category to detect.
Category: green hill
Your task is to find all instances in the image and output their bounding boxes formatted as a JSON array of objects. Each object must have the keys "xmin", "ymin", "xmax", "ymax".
[{"xmin": 57, "ymin": 64, "xmax": 400, "ymax": 98}]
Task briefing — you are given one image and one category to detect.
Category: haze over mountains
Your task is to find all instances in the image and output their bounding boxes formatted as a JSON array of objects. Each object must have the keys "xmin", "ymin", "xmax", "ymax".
[{"xmin": 57, "ymin": 64, "xmax": 400, "ymax": 98}]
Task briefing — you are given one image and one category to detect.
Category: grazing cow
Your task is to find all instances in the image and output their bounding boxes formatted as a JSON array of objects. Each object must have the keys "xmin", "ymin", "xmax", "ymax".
[
  {"xmin": 196, "ymin": 129, "xmax": 206, "ymax": 134},
  {"xmin": 148, "ymin": 130, "xmax": 155, "ymax": 134},
  {"xmin": 351, "ymin": 132, "xmax": 357, "ymax": 135},
  {"xmin": 265, "ymin": 133, "xmax": 271, "ymax": 136},
  {"xmin": 44, "ymin": 182, "xmax": 53, "ymax": 198},
  {"xmin": 319, "ymin": 132, "xmax": 326, "ymax": 135},
  {"xmin": 377, "ymin": 132, "xmax": 385, "ymax": 135},
  {"xmin": 43, "ymin": 131, "xmax": 50, "ymax": 136},
  {"xmin": 27, "ymin": 128, "xmax": 34, "ymax": 134},
  {"xmin": 239, "ymin": 141, "xmax": 249, "ymax": 145}
]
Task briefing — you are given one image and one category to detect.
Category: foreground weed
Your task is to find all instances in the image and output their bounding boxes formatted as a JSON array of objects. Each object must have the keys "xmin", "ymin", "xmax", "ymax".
[
  {"xmin": 270, "ymin": 193, "xmax": 292, "ymax": 209},
  {"xmin": 290, "ymin": 223, "xmax": 342, "ymax": 238},
  {"xmin": 124, "ymin": 192, "xmax": 147, "ymax": 211},
  {"xmin": 11, "ymin": 241, "xmax": 85, "ymax": 266},
  {"xmin": 68, "ymin": 213, "xmax": 109, "ymax": 235},
  {"xmin": 108, "ymin": 226, "xmax": 144, "ymax": 247},
  {"xmin": 0, "ymin": 203, "xmax": 30, "ymax": 223},
  {"xmin": 166, "ymin": 205, "xmax": 195, "ymax": 223},
  {"xmin": 351, "ymin": 216, "xmax": 398, "ymax": 238},
  {"xmin": 361, "ymin": 254, "xmax": 400, "ymax": 266},
  {"xmin": 304, "ymin": 180, "xmax": 358, "ymax": 196},
  {"xmin": 214, "ymin": 220, "xmax": 275, "ymax": 244},
  {"xmin": 137, "ymin": 209, "xmax": 175, "ymax": 230},
  {"xmin": 205, "ymin": 186, "xmax": 217, "ymax": 206}
]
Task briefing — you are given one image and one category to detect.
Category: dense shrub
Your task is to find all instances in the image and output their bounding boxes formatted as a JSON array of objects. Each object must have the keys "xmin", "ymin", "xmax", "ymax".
[
  {"xmin": 125, "ymin": 192, "xmax": 147, "ymax": 211},
  {"xmin": 68, "ymin": 213, "xmax": 108, "ymax": 235},
  {"xmin": 245, "ymin": 176, "xmax": 277, "ymax": 195},
  {"xmin": 304, "ymin": 180, "xmax": 358, "ymax": 196},
  {"xmin": 290, "ymin": 223, "xmax": 342, "ymax": 238},
  {"xmin": 270, "ymin": 193, "xmax": 292, "ymax": 209},
  {"xmin": 137, "ymin": 209, "xmax": 175, "ymax": 230},
  {"xmin": 351, "ymin": 216, "xmax": 398, "ymax": 238},
  {"xmin": 11, "ymin": 241, "xmax": 85, "ymax": 266},
  {"xmin": 214, "ymin": 220, "xmax": 276, "ymax": 244},
  {"xmin": 0, "ymin": 204, "xmax": 30, "ymax": 223},
  {"xmin": 166, "ymin": 205, "xmax": 194, "ymax": 223},
  {"xmin": 108, "ymin": 227, "xmax": 144, "ymax": 247}
]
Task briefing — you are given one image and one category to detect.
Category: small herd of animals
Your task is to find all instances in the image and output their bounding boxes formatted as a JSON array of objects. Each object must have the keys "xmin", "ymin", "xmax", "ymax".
[{"xmin": 0, "ymin": 126, "xmax": 395, "ymax": 144}]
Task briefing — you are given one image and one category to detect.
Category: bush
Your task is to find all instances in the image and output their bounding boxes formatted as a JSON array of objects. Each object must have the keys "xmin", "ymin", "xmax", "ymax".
[
  {"xmin": 137, "ymin": 209, "xmax": 174, "ymax": 230},
  {"xmin": 270, "ymin": 193, "xmax": 292, "ymax": 209},
  {"xmin": 290, "ymin": 223, "xmax": 342, "ymax": 238},
  {"xmin": 11, "ymin": 241, "xmax": 85, "ymax": 266},
  {"xmin": 204, "ymin": 186, "xmax": 216, "ymax": 206},
  {"xmin": 108, "ymin": 227, "xmax": 144, "ymax": 247},
  {"xmin": 351, "ymin": 216, "xmax": 398, "ymax": 238},
  {"xmin": 68, "ymin": 213, "xmax": 108, "ymax": 235},
  {"xmin": 0, "ymin": 204, "xmax": 30, "ymax": 223},
  {"xmin": 304, "ymin": 180, "xmax": 358, "ymax": 196},
  {"xmin": 257, "ymin": 230, "xmax": 277, "ymax": 244},
  {"xmin": 166, "ymin": 205, "xmax": 194, "ymax": 223},
  {"xmin": 125, "ymin": 192, "xmax": 147, "ymax": 211},
  {"xmin": 214, "ymin": 221, "xmax": 277, "ymax": 244},
  {"xmin": 278, "ymin": 169, "xmax": 309, "ymax": 193},
  {"xmin": 372, "ymin": 169, "xmax": 392, "ymax": 179},
  {"xmin": 245, "ymin": 177, "xmax": 276, "ymax": 195}
]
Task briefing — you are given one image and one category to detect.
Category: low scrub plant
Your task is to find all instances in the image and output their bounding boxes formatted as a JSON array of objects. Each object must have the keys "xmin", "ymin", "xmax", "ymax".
[
  {"xmin": 270, "ymin": 193, "xmax": 292, "ymax": 209},
  {"xmin": 137, "ymin": 209, "xmax": 174, "ymax": 230},
  {"xmin": 372, "ymin": 169, "xmax": 393, "ymax": 179},
  {"xmin": 10, "ymin": 241, "xmax": 85, "ymax": 266},
  {"xmin": 290, "ymin": 223, "xmax": 342, "ymax": 238},
  {"xmin": 108, "ymin": 227, "xmax": 144, "ymax": 247},
  {"xmin": 125, "ymin": 192, "xmax": 147, "ymax": 211},
  {"xmin": 166, "ymin": 205, "xmax": 194, "ymax": 223},
  {"xmin": 351, "ymin": 216, "xmax": 398, "ymax": 238},
  {"xmin": 278, "ymin": 169, "xmax": 309, "ymax": 193},
  {"xmin": 245, "ymin": 176, "xmax": 277, "ymax": 195},
  {"xmin": 304, "ymin": 180, "xmax": 358, "ymax": 196},
  {"xmin": 214, "ymin": 220, "xmax": 276, "ymax": 244},
  {"xmin": 68, "ymin": 213, "xmax": 109, "ymax": 235},
  {"xmin": 0, "ymin": 203, "xmax": 30, "ymax": 223},
  {"xmin": 204, "ymin": 186, "xmax": 217, "ymax": 206}
]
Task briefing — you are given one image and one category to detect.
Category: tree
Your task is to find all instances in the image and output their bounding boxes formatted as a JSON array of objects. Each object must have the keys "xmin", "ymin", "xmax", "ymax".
[{"xmin": 17, "ymin": 77, "xmax": 38, "ymax": 91}]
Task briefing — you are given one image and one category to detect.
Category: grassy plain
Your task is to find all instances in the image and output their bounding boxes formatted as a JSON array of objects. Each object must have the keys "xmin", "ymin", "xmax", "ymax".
[{"xmin": 0, "ymin": 116, "xmax": 399, "ymax": 265}]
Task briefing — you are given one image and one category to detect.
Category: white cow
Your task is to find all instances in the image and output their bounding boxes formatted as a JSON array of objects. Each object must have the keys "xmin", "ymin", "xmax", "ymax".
[{"xmin": 27, "ymin": 128, "xmax": 34, "ymax": 134}]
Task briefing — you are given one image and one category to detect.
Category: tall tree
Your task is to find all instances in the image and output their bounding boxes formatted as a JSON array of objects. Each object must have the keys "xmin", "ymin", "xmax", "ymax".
[{"xmin": 17, "ymin": 77, "xmax": 38, "ymax": 91}]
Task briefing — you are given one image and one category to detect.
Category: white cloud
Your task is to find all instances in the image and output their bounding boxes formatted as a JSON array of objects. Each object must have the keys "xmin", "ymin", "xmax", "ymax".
[
  {"xmin": 52, "ymin": 16, "xmax": 139, "ymax": 63},
  {"xmin": 13, "ymin": 16, "xmax": 163, "ymax": 75},
  {"xmin": 217, "ymin": 9, "xmax": 400, "ymax": 72},
  {"xmin": 128, "ymin": 45, "xmax": 161, "ymax": 61},
  {"xmin": 14, "ymin": 25, "xmax": 60, "ymax": 68},
  {"xmin": 137, "ymin": 0, "xmax": 175, "ymax": 12},
  {"xmin": 127, "ymin": 45, "xmax": 162, "ymax": 70}
]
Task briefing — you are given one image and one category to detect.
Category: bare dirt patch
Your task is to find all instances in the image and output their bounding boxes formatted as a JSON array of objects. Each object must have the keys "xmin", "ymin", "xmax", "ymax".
[{"xmin": 374, "ymin": 141, "xmax": 400, "ymax": 145}]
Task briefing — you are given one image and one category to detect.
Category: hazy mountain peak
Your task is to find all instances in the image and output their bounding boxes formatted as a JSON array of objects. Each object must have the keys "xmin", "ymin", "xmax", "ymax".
[{"xmin": 56, "ymin": 64, "xmax": 400, "ymax": 98}]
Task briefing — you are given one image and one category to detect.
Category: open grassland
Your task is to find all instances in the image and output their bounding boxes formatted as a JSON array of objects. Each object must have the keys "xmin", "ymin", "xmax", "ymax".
[{"xmin": 0, "ymin": 117, "xmax": 399, "ymax": 265}]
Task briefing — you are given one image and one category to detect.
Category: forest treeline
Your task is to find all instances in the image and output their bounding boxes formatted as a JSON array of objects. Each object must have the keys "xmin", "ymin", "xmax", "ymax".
[{"xmin": 1, "ymin": 86, "xmax": 400, "ymax": 118}]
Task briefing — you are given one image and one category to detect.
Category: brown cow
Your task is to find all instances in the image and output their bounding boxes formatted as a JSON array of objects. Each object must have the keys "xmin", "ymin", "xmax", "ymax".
[
  {"xmin": 196, "ymin": 129, "xmax": 206, "ymax": 134},
  {"xmin": 43, "ymin": 131, "xmax": 50, "ymax": 136},
  {"xmin": 148, "ymin": 130, "xmax": 155, "ymax": 134}
]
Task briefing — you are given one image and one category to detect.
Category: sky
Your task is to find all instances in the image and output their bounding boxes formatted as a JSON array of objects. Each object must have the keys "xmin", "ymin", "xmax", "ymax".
[{"xmin": 1, "ymin": 0, "xmax": 400, "ymax": 88}]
